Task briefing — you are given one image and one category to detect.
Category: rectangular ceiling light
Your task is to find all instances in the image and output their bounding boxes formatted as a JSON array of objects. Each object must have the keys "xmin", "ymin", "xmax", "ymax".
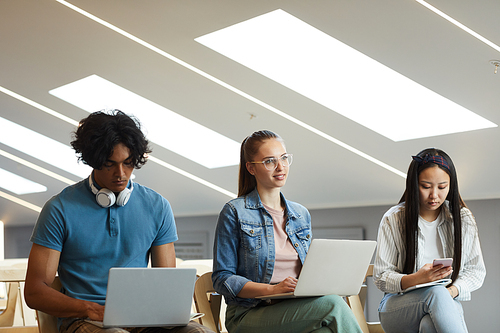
[
  {"xmin": 53, "ymin": 1, "xmax": 406, "ymax": 177},
  {"xmin": 0, "ymin": 117, "xmax": 91, "ymax": 178},
  {"xmin": 195, "ymin": 9, "xmax": 497, "ymax": 141},
  {"xmin": 50, "ymin": 75, "xmax": 240, "ymax": 169},
  {"xmin": 0, "ymin": 167, "xmax": 47, "ymax": 195}
]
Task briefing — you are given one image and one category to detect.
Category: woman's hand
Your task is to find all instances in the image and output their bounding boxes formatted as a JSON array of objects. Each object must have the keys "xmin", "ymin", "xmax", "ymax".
[
  {"xmin": 271, "ymin": 276, "xmax": 298, "ymax": 294},
  {"xmin": 401, "ymin": 263, "xmax": 452, "ymax": 290},
  {"xmin": 447, "ymin": 285, "xmax": 459, "ymax": 298},
  {"xmin": 416, "ymin": 263, "xmax": 453, "ymax": 282},
  {"xmin": 237, "ymin": 276, "xmax": 298, "ymax": 299}
]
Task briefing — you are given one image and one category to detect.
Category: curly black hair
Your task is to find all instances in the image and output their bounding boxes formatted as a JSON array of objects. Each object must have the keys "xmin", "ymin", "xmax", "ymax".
[{"xmin": 71, "ymin": 110, "xmax": 151, "ymax": 170}]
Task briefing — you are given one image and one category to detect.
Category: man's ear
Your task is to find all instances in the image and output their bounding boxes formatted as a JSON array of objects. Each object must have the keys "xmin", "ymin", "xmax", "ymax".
[{"xmin": 246, "ymin": 162, "xmax": 255, "ymax": 175}]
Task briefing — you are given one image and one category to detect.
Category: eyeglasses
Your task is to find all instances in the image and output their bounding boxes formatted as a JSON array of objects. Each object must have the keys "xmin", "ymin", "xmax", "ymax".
[{"xmin": 249, "ymin": 153, "xmax": 293, "ymax": 170}]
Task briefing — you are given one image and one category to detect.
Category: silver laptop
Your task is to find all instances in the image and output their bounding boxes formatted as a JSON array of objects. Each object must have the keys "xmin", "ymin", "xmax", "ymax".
[
  {"xmin": 257, "ymin": 239, "xmax": 376, "ymax": 299},
  {"xmin": 88, "ymin": 267, "xmax": 197, "ymax": 328}
]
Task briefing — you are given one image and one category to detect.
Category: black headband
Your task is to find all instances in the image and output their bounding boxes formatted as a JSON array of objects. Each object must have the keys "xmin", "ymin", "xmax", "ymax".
[{"xmin": 412, "ymin": 154, "xmax": 450, "ymax": 170}]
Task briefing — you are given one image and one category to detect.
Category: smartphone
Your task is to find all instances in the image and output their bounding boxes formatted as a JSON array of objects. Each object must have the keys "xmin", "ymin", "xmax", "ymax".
[{"xmin": 433, "ymin": 258, "xmax": 453, "ymax": 267}]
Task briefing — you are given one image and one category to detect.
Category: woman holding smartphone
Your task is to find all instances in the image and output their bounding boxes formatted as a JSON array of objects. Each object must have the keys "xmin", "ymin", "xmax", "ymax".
[
  {"xmin": 212, "ymin": 130, "xmax": 362, "ymax": 333},
  {"xmin": 373, "ymin": 148, "xmax": 486, "ymax": 332}
]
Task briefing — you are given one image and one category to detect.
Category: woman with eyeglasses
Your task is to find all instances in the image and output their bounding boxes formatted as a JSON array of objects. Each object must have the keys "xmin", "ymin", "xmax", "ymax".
[
  {"xmin": 373, "ymin": 148, "xmax": 486, "ymax": 333},
  {"xmin": 212, "ymin": 130, "xmax": 363, "ymax": 333}
]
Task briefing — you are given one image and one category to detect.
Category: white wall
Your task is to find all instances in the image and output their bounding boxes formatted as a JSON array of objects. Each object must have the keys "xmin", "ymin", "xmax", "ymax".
[{"xmin": 459, "ymin": 199, "xmax": 500, "ymax": 331}]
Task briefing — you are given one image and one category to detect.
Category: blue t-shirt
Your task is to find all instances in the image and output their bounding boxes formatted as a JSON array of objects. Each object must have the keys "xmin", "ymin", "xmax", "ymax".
[{"xmin": 30, "ymin": 177, "xmax": 178, "ymax": 305}]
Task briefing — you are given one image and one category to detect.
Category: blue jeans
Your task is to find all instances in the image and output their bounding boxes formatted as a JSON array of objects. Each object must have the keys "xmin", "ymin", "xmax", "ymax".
[{"xmin": 378, "ymin": 286, "xmax": 467, "ymax": 333}]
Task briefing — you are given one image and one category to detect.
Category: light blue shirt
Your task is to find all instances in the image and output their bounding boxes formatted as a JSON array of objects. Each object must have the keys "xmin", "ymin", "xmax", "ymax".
[
  {"xmin": 212, "ymin": 188, "xmax": 312, "ymax": 307},
  {"xmin": 31, "ymin": 176, "xmax": 177, "ymax": 305}
]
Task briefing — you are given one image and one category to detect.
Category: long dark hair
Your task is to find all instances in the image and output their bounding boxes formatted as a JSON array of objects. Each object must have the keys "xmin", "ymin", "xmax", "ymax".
[
  {"xmin": 399, "ymin": 148, "xmax": 465, "ymax": 283},
  {"xmin": 71, "ymin": 110, "xmax": 151, "ymax": 170},
  {"xmin": 238, "ymin": 130, "xmax": 283, "ymax": 197}
]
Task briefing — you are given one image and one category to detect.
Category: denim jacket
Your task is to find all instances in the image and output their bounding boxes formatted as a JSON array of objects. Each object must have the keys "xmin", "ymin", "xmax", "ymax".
[{"xmin": 212, "ymin": 188, "xmax": 312, "ymax": 307}]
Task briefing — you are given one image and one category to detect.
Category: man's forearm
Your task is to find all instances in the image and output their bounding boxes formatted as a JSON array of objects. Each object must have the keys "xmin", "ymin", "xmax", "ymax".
[{"xmin": 25, "ymin": 283, "xmax": 104, "ymax": 321}]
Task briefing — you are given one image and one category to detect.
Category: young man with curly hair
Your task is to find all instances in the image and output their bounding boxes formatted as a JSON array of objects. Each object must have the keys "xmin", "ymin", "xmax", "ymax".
[{"xmin": 24, "ymin": 110, "xmax": 213, "ymax": 333}]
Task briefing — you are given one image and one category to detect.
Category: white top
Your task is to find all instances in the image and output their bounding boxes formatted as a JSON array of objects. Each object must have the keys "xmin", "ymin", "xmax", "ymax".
[
  {"xmin": 373, "ymin": 201, "xmax": 486, "ymax": 301},
  {"xmin": 418, "ymin": 213, "xmax": 444, "ymax": 268}
]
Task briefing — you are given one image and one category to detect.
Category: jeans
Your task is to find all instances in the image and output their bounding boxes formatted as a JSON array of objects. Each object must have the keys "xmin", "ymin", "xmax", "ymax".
[
  {"xmin": 225, "ymin": 294, "xmax": 363, "ymax": 333},
  {"xmin": 378, "ymin": 285, "xmax": 467, "ymax": 333}
]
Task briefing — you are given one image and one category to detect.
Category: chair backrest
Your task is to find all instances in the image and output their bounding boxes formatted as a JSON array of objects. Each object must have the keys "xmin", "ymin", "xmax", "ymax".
[
  {"xmin": 193, "ymin": 272, "xmax": 222, "ymax": 333},
  {"xmin": 0, "ymin": 259, "xmax": 38, "ymax": 332},
  {"xmin": 0, "ymin": 281, "xmax": 20, "ymax": 327},
  {"xmin": 36, "ymin": 277, "xmax": 61, "ymax": 333},
  {"xmin": 346, "ymin": 264, "xmax": 384, "ymax": 333}
]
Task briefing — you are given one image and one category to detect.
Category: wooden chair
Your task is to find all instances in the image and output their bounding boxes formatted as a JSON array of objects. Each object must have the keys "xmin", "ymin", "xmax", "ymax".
[
  {"xmin": 36, "ymin": 277, "xmax": 61, "ymax": 333},
  {"xmin": 0, "ymin": 259, "xmax": 38, "ymax": 333},
  {"xmin": 0, "ymin": 281, "xmax": 20, "ymax": 327},
  {"xmin": 346, "ymin": 264, "xmax": 384, "ymax": 333},
  {"xmin": 193, "ymin": 272, "xmax": 225, "ymax": 333}
]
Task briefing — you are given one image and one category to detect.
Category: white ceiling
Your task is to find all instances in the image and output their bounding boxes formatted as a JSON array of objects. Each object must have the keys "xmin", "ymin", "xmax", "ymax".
[{"xmin": 1, "ymin": 0, "xmax": 499, "ymax": 227}]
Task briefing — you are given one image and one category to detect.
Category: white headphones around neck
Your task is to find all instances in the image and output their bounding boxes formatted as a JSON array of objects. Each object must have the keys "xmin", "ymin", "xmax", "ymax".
[{"xmin": 89, "ymin": 175, "xmax": 134, "ymax": 208}]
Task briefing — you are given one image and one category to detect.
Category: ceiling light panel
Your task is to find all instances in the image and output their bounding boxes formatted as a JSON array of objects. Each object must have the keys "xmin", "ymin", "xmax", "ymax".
[
  {"xmin": 196, "ymin": 9, "xmax": 497, "ymax": 141},
  {"xmin": 50, "ymin": 75, "xmax": 240, "ymax": 169},
  {"xmin": 0, "ymin": 117, "xmax": 91, "ymax": 178},
  {"xmin": 0, "ymin": 167, "xmax": 47, "ymax": 195},
  {"xmin": 53, "ymin": 1, "xmax": 405, "ymax": 178}
]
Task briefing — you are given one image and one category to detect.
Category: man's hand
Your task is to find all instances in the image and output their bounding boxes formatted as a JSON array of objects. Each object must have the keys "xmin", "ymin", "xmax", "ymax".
[{"xmin": 85, "ymin": 302, "xmax": 105, "ymax": 321}]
